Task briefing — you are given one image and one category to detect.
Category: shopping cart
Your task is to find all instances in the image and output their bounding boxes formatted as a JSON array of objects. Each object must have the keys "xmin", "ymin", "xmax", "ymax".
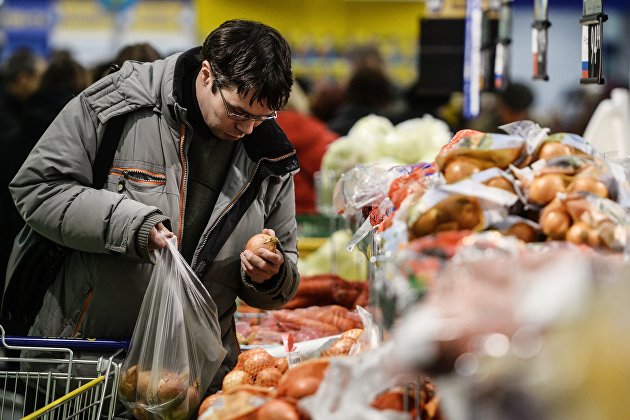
[{"xmin": 0, "ymin": 325, "xmax": 128, "ymax": 419}]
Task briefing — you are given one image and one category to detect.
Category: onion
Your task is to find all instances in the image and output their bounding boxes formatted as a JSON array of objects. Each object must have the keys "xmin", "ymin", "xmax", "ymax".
[
  {"xmin": 529, "ymin": 174, "xmax": 566, "ymax": 205},
  {"xmin": 505, "ymin": 222, "xmax": 537, "ymax": 243},
  {"xmin": 456, "ymin": 199, "xmax": 482, "ymax": 230},
  {"xmin": 119, "ymin": 365, "xmax": 138, "ymax": 401},
  {"xmin": 255, "ymin": 367, "xmax": 283, "ymax": 387},
  {"xmin": 237, "ymin": 348, "xmax": 267, "ymax": 367},
  {"xmin": 156, "ymin": 372, "xmax": 187, "ymax": 403},
  {"xmin": 538, "ymin": 142, "xmax": 573, "ymax": 161},
  {"xmin": 485, "ymin": 176, "xmax": 514, "ymax": 193},
  {"xmin": 411, "ymin": 208, "xmax": 440, "ymax": 238},
  {"xmin": 443, "ymin": 158, "xmax": 482, "ymax": 183},
  {"xmin": 569, "ymin": 177, "xmax": 608, "ymax": 198},
  {"xmin": 245, "ymin": 233, "xmax": 279, "ymax": 254},
  {"xmin": 222, "ymin": 370, "xmax": 252, "ymax": 392},
  {"xmin": 131, "ymin": 406, "xmax": 150, "ymax": 420},
  {"xmin": 284, "ymin": 376, "xmax": 321, "ymax": 399},
  {"xmin": 596, "ymin": 221, "xmax": 616, "ymax": 247},
  {"xmin": 257, "ymin": 399, "xmax": 300, "ymax": 420},
  {"xmin": 242, "ymin": 352, "xmax": 276, "ymax": 376},
  {"xmin": 136, "ymin": 370, "xmax": 152, "ymax": 399},
  {"xmin": 565, "ymin": 222, "xmax": 590, "ymax": 245},
  {"xmin": 587, "ymin": 227, "xmax": 601, "ymax": 248},
  {"xmin": 198, "ymin": 393, "xmax": 221, "ymax": 416},
  {"xmin": 274, "ymin": 357, "xmax": 289, "ymax": 373},
  {"xmin": 540, "ymin": 210, "xmax": 571, "ymax": 240}
]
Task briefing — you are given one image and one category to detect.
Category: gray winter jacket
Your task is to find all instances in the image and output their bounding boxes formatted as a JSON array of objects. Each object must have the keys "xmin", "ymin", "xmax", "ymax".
[{"xmin": 9, "ymin": 49, "xmax": 300, "ymax": 392}]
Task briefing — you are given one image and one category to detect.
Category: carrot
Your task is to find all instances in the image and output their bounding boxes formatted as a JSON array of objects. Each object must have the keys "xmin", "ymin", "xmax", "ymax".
[
  {"xmin": 281, "ymin": 296, "xmax": 319, "ymax": 310},
  {"xmin": 272, "ymin": 311, "xmax": 340, "ymax": 335},
  {"xmin": 296, "ymin": 277, "xmax": 341, "ymax": 297}
]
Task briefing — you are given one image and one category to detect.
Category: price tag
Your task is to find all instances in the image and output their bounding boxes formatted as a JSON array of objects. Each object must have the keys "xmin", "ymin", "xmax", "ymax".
[
  {"xmin": 531, "ymin": 0, "xmax": 550, "ymax": 80},
  {"xmin": 494, "ymin": 0, "xmax": 513, "ymax": 90},
  {"xmin": 579, "ymin": 0, "xmax": 607, "ymax": 85},
  {"xmin": 282, "ymin": 332, "xmax": 296, "ymax": 353}
]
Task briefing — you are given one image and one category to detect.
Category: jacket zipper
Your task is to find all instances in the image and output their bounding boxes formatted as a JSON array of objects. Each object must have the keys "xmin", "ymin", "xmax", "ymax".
[
  {"xmin": 190, "ymin": 150, "xmax": 297, "ymax": 270},
  {"xmin": 177, "ymin": 123, "xmax": 188, "ymax": 249},
  {"xmin": 110, "ymin": 168, "xmax": 167, "ymax": 185},
  {"xmin": 72, "ymin": 289, "xmax": 94, "ymax": 337}
]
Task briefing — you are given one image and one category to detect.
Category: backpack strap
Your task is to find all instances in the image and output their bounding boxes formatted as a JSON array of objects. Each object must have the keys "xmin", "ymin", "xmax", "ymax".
[{"xmin": 92, "ymin": 114, "xmax": 127, "ymax": 189}]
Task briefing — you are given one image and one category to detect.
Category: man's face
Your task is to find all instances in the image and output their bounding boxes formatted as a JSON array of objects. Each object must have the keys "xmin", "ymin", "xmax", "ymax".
[{"xmin": 196, "ymin": 60, "xmax": 275, "ymax": 141}]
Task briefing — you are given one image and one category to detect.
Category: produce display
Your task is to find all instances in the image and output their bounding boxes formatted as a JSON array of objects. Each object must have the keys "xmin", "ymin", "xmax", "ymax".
[
  {"xmin": 282, "ymin": 274, "xmax": 368, "ymax": 310},
  {"xmin": 236, "ymin": 304, "xmax": 363, "ymax": 346},
  {"xmin": 199, "ymin": 330, "xmax": 442, "ymax": 420},
  {"xmin": 190, "ymin": 115, "xmax": 630, "ymax": 419},
  {"xmin": 311, "ymin": 118, "xmax": 630, "ymax": 419},
  {"xmin": 352, "ymin": 121, "xmax": 629, "ymax": 253}
]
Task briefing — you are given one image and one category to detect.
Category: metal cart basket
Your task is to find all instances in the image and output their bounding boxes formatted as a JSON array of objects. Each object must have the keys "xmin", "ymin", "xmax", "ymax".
[{"xmin": 0, "ymin": 326, "xmax": 127, "ymax": 419}]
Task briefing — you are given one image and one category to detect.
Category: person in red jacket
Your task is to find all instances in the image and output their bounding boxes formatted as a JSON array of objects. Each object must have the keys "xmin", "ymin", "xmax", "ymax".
[{"xmin": 276, "ymin": 83, "xmax": 340, "ymax": 215}]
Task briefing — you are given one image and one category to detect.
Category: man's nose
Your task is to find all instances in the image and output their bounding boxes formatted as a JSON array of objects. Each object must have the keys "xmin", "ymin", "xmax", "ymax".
[{"xmin": 237, "ymin": 120, "xmax": 257, "ymax": 135}]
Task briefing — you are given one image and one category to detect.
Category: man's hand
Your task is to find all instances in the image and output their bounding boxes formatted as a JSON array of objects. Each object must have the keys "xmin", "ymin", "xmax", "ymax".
[
  {"xmin": 148, "ymin": 222, "xmax": 175, "ymax": 250},
  {"xmin": 240, "ymin": 228, "xmax": 284, "ymax": 284}
]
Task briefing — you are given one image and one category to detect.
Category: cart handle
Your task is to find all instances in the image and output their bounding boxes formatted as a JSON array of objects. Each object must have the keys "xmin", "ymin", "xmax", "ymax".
[{"xmin": 3, "ymin": 335, "xmax": 129, "ymax": 352}]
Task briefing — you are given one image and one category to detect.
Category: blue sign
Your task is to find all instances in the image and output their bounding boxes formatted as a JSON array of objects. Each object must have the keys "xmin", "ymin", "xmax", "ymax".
[
  {"xmin": 98, "ymin": 0, "xmax": 137, "ymax": 13},
  {"xmin": 1, "ymin": 0, "xmax": 54, "ymax": 59}
]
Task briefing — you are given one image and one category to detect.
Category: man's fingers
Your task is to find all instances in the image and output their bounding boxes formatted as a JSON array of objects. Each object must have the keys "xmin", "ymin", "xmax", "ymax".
[
  {"xmin": 240, "ymin": 252, "xmax": 254, "ymax": 271},
  {"xmin": 258, "ymin": 248, "xmax": 282, "ymax": 264}
]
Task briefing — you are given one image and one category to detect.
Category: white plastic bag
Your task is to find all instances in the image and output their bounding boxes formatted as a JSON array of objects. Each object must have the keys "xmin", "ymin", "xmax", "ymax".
[{"xmin": 119, "ymin": 237, "xmax": 226, "ymax": 419}]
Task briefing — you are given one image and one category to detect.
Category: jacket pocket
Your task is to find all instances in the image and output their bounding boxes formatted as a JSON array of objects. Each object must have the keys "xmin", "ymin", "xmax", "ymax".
[{"xmin": 109, "ymin": 167, "xmax": 167, "ymax": 193}]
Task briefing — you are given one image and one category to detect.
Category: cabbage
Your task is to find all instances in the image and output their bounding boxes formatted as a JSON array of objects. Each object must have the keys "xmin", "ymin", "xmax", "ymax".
[
  {"xmin": 319, "ymin": 113, "xmax": 451, "ymax": 211},
  {"xmin": 322, "ymin": 114, "xmax": 451, "ymax": 173},
  {"xmin": 386, "ymin": 115, "xmax": 452, "ymax": 164}
]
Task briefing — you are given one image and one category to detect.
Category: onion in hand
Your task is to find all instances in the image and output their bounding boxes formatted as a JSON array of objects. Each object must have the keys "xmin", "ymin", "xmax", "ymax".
[{"xmin": 245, "ymin": 233, "xmax": 279, "ymax": 254}]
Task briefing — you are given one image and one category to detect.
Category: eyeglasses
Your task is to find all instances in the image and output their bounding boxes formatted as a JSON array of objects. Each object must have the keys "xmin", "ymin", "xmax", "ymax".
[{"xmin": 218, "ymin": 88, "xmax": 277, "ymax": 122}]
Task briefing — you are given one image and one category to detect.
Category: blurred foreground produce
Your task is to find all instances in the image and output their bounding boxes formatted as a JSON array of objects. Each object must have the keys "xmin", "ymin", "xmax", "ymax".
[
  {"xmin": 282, "ymin": 274, "xmax": 368, "ymax": 310},
  {"xmin": 200, "ymin": 339, "xmax": 442, "ymax": 419},
  {"xmin": 236, "ymin": 305, "xmax": 363, "ymax": 346}
]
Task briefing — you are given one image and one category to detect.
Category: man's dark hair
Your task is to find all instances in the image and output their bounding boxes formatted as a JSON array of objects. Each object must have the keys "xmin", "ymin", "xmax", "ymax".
[
  {"xmin": 201, "ymin": 19, "xmax": 293, "ymax": 111},
  {"xmin": 3, "ymin": 47, "xmax": 40, "ymax": 83}
]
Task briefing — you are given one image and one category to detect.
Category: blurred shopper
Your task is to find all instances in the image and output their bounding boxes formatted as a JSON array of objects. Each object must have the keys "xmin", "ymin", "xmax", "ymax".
[
  {"xmin": 0, "ymin": 48, "xmax": 46, "ymax": 286},
  {"xmin": 309, "ymin": 78, "xmax": 345, "ymax": 123},
  {"xmin": 91, "ymin": 42, "xmax": 163, "ymax": 80},
  {"xmin": 327, "ymin": 67, "xmax": 396, "ymax": 136},
  {"xmin": 310, "ymin": 43, "xmax": 393, "ymax": 124},
  {"xmin": 548, "ymin": 86, "xmax": 607, "ymax": 136},
  {"xmin": 114, "ymin": 42, "xmax": 162, "ymax": 66},
  {"xmin": 392, "ymin": 81, "xmax": 453, "ymax": 127},
  {"xmin": 468, "ymin": 81, "xmax": 535, "ymax": 132},
  {"xmin": 23, "ymin": 50, "xmax": 91, "ymax": 148},
  {"xmin": 8, "ymin": 19, "xmax": 299, "ymax": 409},
  {"xmin": 276, "ymin": 83, "xmax": 340, "ymax": 214}
]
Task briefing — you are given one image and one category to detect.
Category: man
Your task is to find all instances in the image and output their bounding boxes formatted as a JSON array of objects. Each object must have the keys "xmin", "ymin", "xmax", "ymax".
[{"xmin": 8, "ymin": 19, "xmax": 300, "ymax": 398}]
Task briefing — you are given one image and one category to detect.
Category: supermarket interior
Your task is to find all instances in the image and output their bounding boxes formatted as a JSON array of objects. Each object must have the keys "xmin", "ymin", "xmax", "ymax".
[{"xmin": 1, "ymin": 0, "xmax": 630, "ymax": 419}]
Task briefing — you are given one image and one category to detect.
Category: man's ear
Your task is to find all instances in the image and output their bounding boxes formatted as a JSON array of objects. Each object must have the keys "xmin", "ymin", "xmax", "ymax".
[{"xmin": 200, "ymin": 60, "xmax": 212, "ymax": 87}]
